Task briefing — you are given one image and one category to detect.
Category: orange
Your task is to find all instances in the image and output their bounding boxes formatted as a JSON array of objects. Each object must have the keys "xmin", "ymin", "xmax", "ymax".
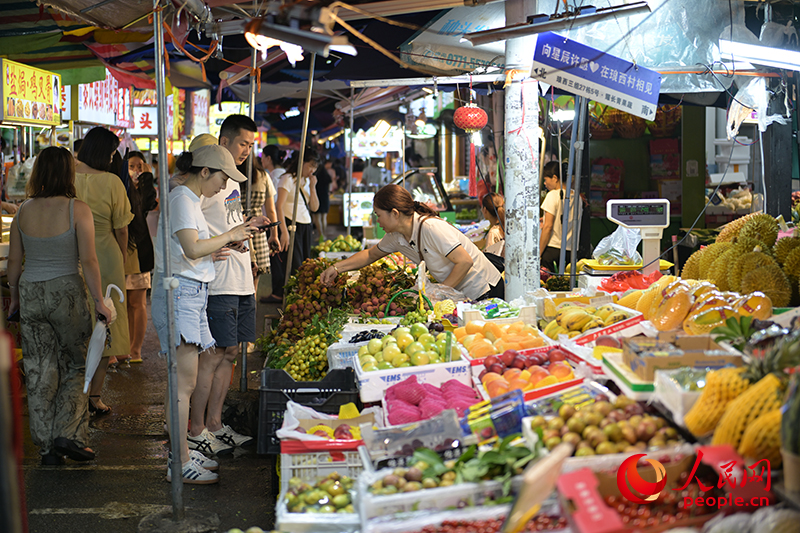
[
  {"xmin": 453, "ymin": 327, "xmax": 467, "ymax": 341},
  {"xmin": 486, "ymin": 379, "xmax": 509, "ymax": 398},
  {"xmin": 465, "ymin": 321, "xmax": 485, "ymax": 335}
]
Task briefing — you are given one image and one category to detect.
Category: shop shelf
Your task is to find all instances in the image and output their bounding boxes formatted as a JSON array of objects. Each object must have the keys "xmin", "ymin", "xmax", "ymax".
[{"xmin": 257, "ymin": 369, "xmax": 360, "ymax": 455}]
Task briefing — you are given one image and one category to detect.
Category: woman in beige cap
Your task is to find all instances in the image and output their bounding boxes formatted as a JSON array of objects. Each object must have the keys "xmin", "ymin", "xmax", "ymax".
[{"xmin": 151, "ymin": 145, "xmax": 265, "ymax": 484}]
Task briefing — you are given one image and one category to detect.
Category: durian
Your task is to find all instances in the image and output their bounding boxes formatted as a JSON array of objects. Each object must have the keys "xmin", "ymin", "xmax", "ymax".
[
  {"xmin": 782, "ymin": 247, "xmax": 800, "ymax": 279},
  {"xmin": 715, "ymin": 213, "xmax": 757, "ymax": 243},
  {"xmin": 737, "ymin": 213, "xmax": 779, "ymax": 248},
  {"xmin": 734, "ymin": 236, "xmax": 773, "ymax": 256},
  {"xmin": 707, "ymin": 248, "xmax": 738, "ymax": 292},
  {"xmin": 740, "ymin": 265, "xmax": 791, "ymax": 307},
  {"xmin": 773, "ymin": 237, "xmax": 800, "ymax": 266},
  {"xmin": 681, "ymin": 249, "xmax": 703, "ymax": 279},
  {"xmin": 728, "ymin": 252, "xmax": 778, "ymax": 292},
  {"xmin": 699, "ymin": 242, "xmax": 732, "ymax": 279}
]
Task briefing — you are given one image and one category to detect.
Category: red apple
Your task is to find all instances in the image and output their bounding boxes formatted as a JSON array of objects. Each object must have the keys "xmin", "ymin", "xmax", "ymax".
[
  {"xmin": 478, "ymin": 369, "xmax": 488, "ymax": 381},
  {"xmin": 484, "ymin": 354, "xmax": 500, "ymax": 370},
  {"xmin": 333, "ymin": 424, "xmax": 353, "ymax": 439},
  {"xmin": 489, "ymin": 362, "xmax": 506, "ymax": 375},
  {"xmin": 595, "ymin": 335, "xmax": 622, "ymax": 349},
  {"xmin": 314, "ymin": 430, "xmax": 330, "ymax": 438},
  {"xmin": 501, "ymin": 349, "xmax": 519, "ymax": 366},
  {"xmin": 548, "ymin": 349, "xmax": 568, "ymax": 363},
  {"xmin": 528, "ymin": 353, "xmax": 547, "ymax": 366},
  {"xmin": 512, "ymin": 355, "xmax": 528, "ymax": 370}
]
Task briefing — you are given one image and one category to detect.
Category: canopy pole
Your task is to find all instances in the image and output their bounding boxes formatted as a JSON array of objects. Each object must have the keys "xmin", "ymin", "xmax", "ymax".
[
  {"xmin": 283, "ymin": 53, "xmax": 317, "ymax": 296},
  {"xmin": 568, "ymin": 98, "xmax": 588, "ymax": 285},
  {"xmin": 347, "ymin": 87, "xmax": 354, "ymax": 237},
  {"xmin": 503, "ymin": 0, "xmax": 540, "ymax": 301},
  {"xmin": 558, "ymin": 96, "xmax": 581, "ymax": 278},
  {"xmin": 240, "ymin": 46, "xmax": 257, "ymax": 393},
  {"xmin": 154, "ymin": 0, "xmax": 185, "ymax": 519}
]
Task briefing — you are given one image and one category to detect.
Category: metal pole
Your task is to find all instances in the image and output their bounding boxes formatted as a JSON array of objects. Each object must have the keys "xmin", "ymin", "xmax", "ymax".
[
  {"xmin": 0, "ymin": 348, "xmax": 22, "ymax": 533},
  {"xmin": 568, "ymin": 98, "xmax": 588, "ymax": 286},
  {"xmin": 558, "ymin": 97, "xmax": 581, "ymax": 278},
  {"xmin": 283, "ymin": 53, "xmax": 317, "ymax": 293},
  {"xmin": 240, "ymin": 47, "xmax": 257, "ymax": 393},
  {"xmin": 154, "ymin": 0, "xmax": 185, "ymax": 519},
  {"xmin": 347, "ymin": 87, "xmax": 354, "ymax": 237}
]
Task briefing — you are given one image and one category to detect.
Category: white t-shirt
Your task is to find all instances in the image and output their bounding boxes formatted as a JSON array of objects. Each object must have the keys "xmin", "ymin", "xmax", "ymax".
[
  {"xmin": 278, "ymin": 173, "xmax": 312, "ymax": 224},
  {"xmin": 542, "ymin": 188, "xmax": 573, "ymax": 251},
  {"xmin": 154, "ymin": 186, "xmax": 215, "ymax": 283},
  {"xmin": 270, "ymin": 168, "xmax": 285, "ymax": 202},
  {"xmin": 201, "ymin": 179, "xmax": 254, "ymax": 296},
  {"xmin": 377, "ymin": 213, "xmax": 502, "ymax": 300}
]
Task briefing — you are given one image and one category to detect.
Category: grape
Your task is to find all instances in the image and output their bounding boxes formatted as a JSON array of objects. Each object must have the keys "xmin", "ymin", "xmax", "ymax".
[{"xmin": 400, "ymin": 309, "xmax": 429, "ymax": 326}]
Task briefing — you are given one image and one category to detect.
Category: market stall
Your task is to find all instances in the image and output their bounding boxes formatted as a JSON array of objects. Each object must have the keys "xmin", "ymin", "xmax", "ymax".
[{"xmin": 246, "ymin": 207, "xmax": 800, "ymax": 531}]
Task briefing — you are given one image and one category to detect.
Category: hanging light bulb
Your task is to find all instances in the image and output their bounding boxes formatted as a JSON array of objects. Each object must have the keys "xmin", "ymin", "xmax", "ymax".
[{"xmin": 415, "ymin": 110, "xmax": 427, "ymax": 128}]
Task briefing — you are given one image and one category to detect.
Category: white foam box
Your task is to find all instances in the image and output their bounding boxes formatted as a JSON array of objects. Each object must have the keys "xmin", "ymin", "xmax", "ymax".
[
  {"xmin": 458, "ymin": 305, "xmax": 537, "ymax": 327},
  {"xmin": 573, "ymin": 303, "xmax": 644, "ymax": 345},
  {"xmin": 355, "ymin": 358, "xmax": 472, "ymax": 403},
  {"xmin": 653, "ymin": 369, "xmax": 702, "ymax": 427}
]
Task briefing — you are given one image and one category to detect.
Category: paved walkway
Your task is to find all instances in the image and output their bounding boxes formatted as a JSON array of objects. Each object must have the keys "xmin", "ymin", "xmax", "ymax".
[{"xmin": 19, "ymin": 300, "xmax": 276, "ymax": 533}]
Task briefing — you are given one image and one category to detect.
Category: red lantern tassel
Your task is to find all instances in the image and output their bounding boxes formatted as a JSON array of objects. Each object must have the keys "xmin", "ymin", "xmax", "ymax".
[{"xmin": 468, "ymin": 140, "xmax": 478, "ymax": 197}]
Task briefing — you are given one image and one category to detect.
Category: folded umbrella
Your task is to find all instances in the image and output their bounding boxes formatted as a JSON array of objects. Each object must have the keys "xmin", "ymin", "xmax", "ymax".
[{"xmin": 83, "ymin": 284, "xmax": 123, "ymax": 394}]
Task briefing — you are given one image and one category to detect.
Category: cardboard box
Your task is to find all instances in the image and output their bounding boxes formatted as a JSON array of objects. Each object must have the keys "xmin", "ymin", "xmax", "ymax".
[
  {"xmin": 622, "ymin": 333, "xmax": 743, "ymax": 381},
  {"xmin": 355, "ymin": 359, "xmax": 472, "ymax": 403},
  {"xmin": 557, "ymin": 445, "xmax": 774, "ymax": 533}
]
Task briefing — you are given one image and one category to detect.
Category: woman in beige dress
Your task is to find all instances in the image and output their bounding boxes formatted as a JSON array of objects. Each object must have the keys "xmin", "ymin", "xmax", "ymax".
[{"xmin": 74, "ymin": 127, "xmax": 134, "ymax": 415}]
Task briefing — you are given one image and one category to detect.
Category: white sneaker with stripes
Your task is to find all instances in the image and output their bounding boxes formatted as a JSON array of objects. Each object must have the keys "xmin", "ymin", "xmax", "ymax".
[
  {"xmin": 165, "ymin": 456, "xmax": 219, "ymax": 484},
  {"xmin": 211, "ymin": 424, "xmax": 254, "ymax": 448},
  {"xmin": 187, "ymin": 428, "xmax": 233, "ymax": 456}
]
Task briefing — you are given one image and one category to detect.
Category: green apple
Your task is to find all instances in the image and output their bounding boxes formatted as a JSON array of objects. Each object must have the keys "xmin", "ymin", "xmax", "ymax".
[
  {"xmin": 410, "ymin": 351, "xmax": 430, "ymax": 366},
  {"xmin": 374, "ymin": 351, "xmax": 384, "ymax": 363},
  {"xmin": 358, "ymin": 345, "xmax": 370, "ymax": 358},
  {"xmin": 383, "ymin": 344, "xmax": 402, "ymax": 365},
  {"xmin": 381, "ymin": 335, "xmax": 397, "ymax": 348},
  {"xmin": 417, "ymin": 333, "xmax": 436, "ymax": 348},
  {"xmin": 423, "ymin": 350, "xmax": 439, "ymax": 363},
  {"xmin": 436, "ymin": 332, "xmax": 448, "ymax": 342},
  {"xmin": 377, "ymin": 361, "xmax": 394, "ymax": 370},
  {"xmin": 397, "ymin": 362, "xmax": 412, "ymax": 368},
  {"xmin": 392, "ymin": 327, "xmax": 411, "ymax": 339},
  {"xmin": 435, "ymin": 340, "xmax": 448, "ymax": 356},
  {"xmin": 362, "ymin": 362, "xmax": 377, "ymax": 372},
  {"xmin": 405, "ymin": 341, "xmax": 425, "ymax": 356},
  {"xmin": 410, "ymin": 323, "xmax": 428, "ymax": 339},
  {"xmin": 392, "ymin": 353, "xmax": 409, "ymax": 366},
  {"xmin": 368, "ymin": 338, "xmax": 383, "ymax": 355},
  {"xmin": 395, "ymin": 333, "xmax": 414, "ymax": 351},
  {"xmin": 360, "ymin": 355, "xmax": 377, "ymax": 367}
]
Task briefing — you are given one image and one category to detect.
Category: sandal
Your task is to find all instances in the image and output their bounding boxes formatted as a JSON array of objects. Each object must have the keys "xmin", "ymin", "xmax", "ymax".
[{"xmin": 88, "ymin": 395, "xmax": 111, "ymax": 416}]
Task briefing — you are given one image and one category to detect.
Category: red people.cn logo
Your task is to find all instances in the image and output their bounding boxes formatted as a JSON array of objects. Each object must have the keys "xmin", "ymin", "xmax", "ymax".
[{"xmin": 617, "ymin": 454, "xmax": 667, "ymax": 504}]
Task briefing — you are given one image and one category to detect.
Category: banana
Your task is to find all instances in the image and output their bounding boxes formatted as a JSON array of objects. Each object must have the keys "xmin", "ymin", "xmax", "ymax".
[
  {"xmin": 582, "ymin": 306, "xmax": 597, "ymax": 315},
  {"xmin": 548, "ymin": 326, "xmax": 567, "ymax": 339},
  {"xmin": 593, "ymin": 305, "xmax": 617, "ymax": 322},
  {"xmin": 567, "ymin": 331, "xmax": 581, "ymax": 339},
  {"xmin": 555, "ymin": 304, "xmax": 581, "ymax": 324},
  {"xmin": 557, "ymin": 307, "xmax": 589, "ymax": 327},
  {"xmin": 581, "ymin": 318, "xmax": 604, "ymax": 333},
  {"xmin": 603, "ymin": 311, "xmax": 629, "ymax": 327},
  {"xmin": 564, "ymin": 311, "xmax": 593, "ymax": 332},
  {"xmin": 543, "ymin": 320, "xmax": 561, "ymax": 338}
]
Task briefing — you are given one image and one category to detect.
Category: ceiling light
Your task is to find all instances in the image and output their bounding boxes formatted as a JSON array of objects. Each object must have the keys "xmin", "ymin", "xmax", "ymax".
[
  {"xmin": 719, "ymin": 39, "xmax": 800, "ymax": 72},
  {"xmin": 415, "ymin": 110, "xmax": 427, "ymax": 128},
  {"xmin": 245, "ymin": 18, "xmax": 357, "ymax": 59},
  {"xmin": 551, "ymin": 109, "xmax": 575, "ymax": 122},
  {"xmin": 462, "ymin": 2, "xmax": 651, "ymax": 47}
]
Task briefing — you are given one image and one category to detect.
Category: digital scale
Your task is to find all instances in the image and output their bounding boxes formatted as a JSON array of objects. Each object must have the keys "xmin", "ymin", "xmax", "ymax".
[{"xmin": 606, "ymin": 199, "xmax": 671, "ymax": 276}]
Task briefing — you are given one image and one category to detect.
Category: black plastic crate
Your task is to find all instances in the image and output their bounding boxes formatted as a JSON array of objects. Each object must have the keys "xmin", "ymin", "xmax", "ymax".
[{"xmin": 257, "ymin": 368, "xmax": 360, "ymax": 454}]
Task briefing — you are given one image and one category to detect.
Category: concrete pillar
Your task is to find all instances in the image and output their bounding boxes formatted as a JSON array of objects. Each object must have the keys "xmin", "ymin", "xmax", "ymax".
[{"xmin": 504, "ymin": 0, "xmax": 540, "ymax": 300}]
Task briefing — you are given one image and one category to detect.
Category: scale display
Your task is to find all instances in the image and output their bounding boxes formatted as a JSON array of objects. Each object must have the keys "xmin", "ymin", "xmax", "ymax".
[{"xmin": 607, "ymin": 200, "xmax": 670, "ymax": 228}]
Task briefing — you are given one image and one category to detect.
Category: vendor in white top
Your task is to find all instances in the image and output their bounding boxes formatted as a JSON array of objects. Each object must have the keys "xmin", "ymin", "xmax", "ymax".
[
  {"xmin": 320, "ymin": 184, "xmax": 503, "ymax": 300},
  {"xmin": 540, "ymin": 161, "xmax": 573, "ymax": 271}
]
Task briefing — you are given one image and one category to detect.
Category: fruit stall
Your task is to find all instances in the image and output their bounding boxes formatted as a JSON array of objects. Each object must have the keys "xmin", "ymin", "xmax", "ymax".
[{"xmin": 240, "ymin": 213, "xmax": 800, "ymax": 532}]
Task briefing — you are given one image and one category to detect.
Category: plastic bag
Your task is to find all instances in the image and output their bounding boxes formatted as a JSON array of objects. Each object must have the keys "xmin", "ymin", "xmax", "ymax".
[
  {"xmin": 83, "ymin": 284, "xmax": 123, "ymax": 394},
  {"xmin": 702, "ymin": 512, "xmax": 752, "ymax": 533},
  {"xmin": 748, "ymin": 507, "xmax": 800, "ymax": 533},
  {"xmin": 593, "ymin": 226, "xmax": 642, "ymax": 266},
  {"xmin": 418, "ymin": 260, "xmax": 468, "ymax": 303},
  {"xmin": 276, "ymin": 400, "xmax": 383, "ymax": 442},
  {"xmin": 727, "ymin": 77, "xmax": 789, "ymax": 139}
]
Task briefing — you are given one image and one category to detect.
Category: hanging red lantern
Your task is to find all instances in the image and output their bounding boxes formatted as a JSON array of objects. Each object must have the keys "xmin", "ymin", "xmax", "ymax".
[{"xmin": 453, "ymin": 103, "xmax": 488, "ymax": 196}]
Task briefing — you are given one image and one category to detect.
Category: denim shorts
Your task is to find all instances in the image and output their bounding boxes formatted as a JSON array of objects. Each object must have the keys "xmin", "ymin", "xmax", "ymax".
[
  {"xmin": 151, "ymin": 272, "xmax": 216, "ymax": 354},
  {"xmin": 206, "ymin": 294, "xmax": 256, "ymax": 347}
]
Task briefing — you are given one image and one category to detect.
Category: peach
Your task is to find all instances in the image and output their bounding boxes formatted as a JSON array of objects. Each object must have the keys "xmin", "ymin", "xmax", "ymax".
[
  {"xmin": 549, "ymin": 363, "xmax": 573, "ymax": 379},
  {"xmin": 527, "ymin": 365, "xmax": 550, "ymax": 385}
]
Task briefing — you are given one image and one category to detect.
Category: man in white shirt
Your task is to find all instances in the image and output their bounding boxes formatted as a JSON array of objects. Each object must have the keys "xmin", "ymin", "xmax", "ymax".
[{"xmin": 186, "ymin": 115, "xmax": 273, "ymax": 455}]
